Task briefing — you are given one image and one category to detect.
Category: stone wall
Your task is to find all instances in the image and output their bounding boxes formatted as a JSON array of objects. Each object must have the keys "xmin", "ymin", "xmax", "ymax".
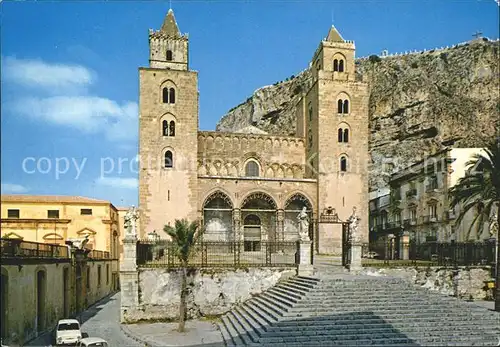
[
  {"xmin": 1, "ymin": 258, "xmax": 118, "ymax": 345},
  {"xmin": 362, "ymin": 266, "xmax": 494, "ymax": 300},
  {"xmin": 121, "ymin": 267, "xmax": 295, "ymax": 323}
]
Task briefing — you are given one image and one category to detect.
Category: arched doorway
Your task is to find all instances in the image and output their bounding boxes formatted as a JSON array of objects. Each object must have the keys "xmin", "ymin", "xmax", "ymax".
[
  {"xmin": 241, "ymin": 192, "xmax": 277, "ymax": 250},
  {"xmin": 36, "ymin": 270, "xmax": 46, "ymax": 332},
  {"xmin": 1, "ymin": 269, "xmax": 8, "ymax": 341},
  {"xmin": 203, "ymin": 191, "xmax": 233, "ymax": 241},
  {"xmin": 243, "ymin": 214, "xmax": 261, "ymax": 251},
  {"xmin": 284, "ymin": 193, "xmax": 313, "ymax": 242}
]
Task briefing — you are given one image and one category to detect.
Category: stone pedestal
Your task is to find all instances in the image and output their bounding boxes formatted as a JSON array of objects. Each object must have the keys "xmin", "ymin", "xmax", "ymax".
[
  {"xmin": 120, "ymin": 236, "xmax": 140, "ymax": 323},
  {"xmin": 297, "ymin": 239, "xmax": 314, "ymax": 276},
  {"xmin": 349, "ymin": 242, "xmax": 362, "ymax": 272},
  {"xmin": 400, "ymin": 231, "xmax": 410, "ymax": 260}
]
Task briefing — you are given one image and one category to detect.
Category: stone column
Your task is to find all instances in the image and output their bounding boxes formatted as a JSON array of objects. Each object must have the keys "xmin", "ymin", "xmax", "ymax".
[
  {"xmin": 233, "ymin": 208, "xmax": 241, "ymax": 242},
  {"xmin": 277, "ymin": 209, "xmax": 285, "ymax": 244},
  {"xmin": 120, "ymin": 235, "xmax": 140, "ymax": 323},
  {"xmin": 400, "ymin": 230, "xmax": 410, "ymax": 260},
  {"xmin": 348, "ymin": 242, "xmax": 362, "ymax": 272},
  {"xmin": 297, "ymin": 239, "xmax": 314, "ymax": 276}
]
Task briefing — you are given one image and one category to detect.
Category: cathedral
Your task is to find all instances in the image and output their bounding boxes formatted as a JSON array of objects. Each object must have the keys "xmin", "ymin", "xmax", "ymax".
[{"xmin": 138, "ymin": 9, "xmax": 369, "ymax": 254}]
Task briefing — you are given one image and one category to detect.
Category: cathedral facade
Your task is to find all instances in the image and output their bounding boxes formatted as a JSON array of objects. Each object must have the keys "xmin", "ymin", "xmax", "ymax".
[{"xmin": 138, "ymin": 10, "xmax": 369, "ymax": 254}]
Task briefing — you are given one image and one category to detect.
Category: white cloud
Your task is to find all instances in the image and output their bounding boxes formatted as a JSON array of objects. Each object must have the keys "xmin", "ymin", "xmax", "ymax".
[
  {"xmin": 96, "ymin": 177, "xmax": 138, "ymax": 189},
  {"xmin": 1, "ymin": 183, "xmax": 29, "ymax": 194},
  {"xmin": 8, "ymin": 96, "xmax": 138, "ymax": 142},
  {"xmin": 2, "ymin": 56, "xmax": 94, "ymax": 92}
]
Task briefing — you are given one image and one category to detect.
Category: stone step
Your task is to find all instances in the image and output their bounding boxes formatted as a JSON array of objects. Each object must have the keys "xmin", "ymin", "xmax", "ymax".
[
  {"xmin": 277, "ymin": 282, "xmax": 310, "ymax": 294},
  {"xmin": 269, "ymin": 286, "xmax": 303, "ymax": 300},
  {"xmin": 252, "ymin": 296, "xmax": 286, "ymax": 317},
  {"xmin": 221, "ymin": 315, "xmax": 245, "ymax": 346},
  {"xmin": 262, "ymin": 291, "xmax": 296, "ymax": 307},
  {"xmin": 266, "ymin": 288, "xmax": 300, "ymax": 303},
  {"xmin": 217, "ymin": 320, "xmax": 234, "ymax": 347},
  {"xmin": 228, "ymin": 309, "xmax": 261, "ymax": 343},
  {"xmin": 296, "ymin": 275, "xmax": 321, "ymax": 283},
  {"xmin": 257, "ymin": 295, "xmax": 291, "ymax": 313},
  {"xmin": 285, "ymin": 306, "xmax": 499, "ymax": 317},
  {"xmin": 242, "ymin": 301, "xmax": 278, "ymax": 326},
  {"xmin": 265, "ymin": 323, "xmax": 498, "ymax": 336},
  {"xmin": 272, "ymin": 314, "xmax": 500, "ymax": 326},
  {"xmin": 286, "ymin": 278, "xmax": 317, "ymax": 289},
  {"xmin": 247, "ymin": 298, "xmax": 283, "ymax": 321}
]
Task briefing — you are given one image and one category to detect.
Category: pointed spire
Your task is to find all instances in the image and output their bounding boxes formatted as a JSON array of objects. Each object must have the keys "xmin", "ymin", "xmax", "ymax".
[
  {"xmin": 326, "ymin": 25, "xmax": 344, "ymax": 42},
  {"xmin": 160, "ymin": 9, "xmax": 180, "ymax": 37}
]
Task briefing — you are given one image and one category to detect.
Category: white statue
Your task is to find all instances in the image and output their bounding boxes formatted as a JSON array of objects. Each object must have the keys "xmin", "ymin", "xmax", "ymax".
[
  {"xmin": 70, "ymin": 234, "xmax": 90, "ymax": 250},
  {"xmin": 124, "ymin": 205, "xmax": 140, "ymax": 237},
  {"xmin": 297, "ymin": 206, "xmax": 310, "ymax": 241},
  {"xmin": 347, "ymin": 206, "xmax": 361, "ymax": 243}
]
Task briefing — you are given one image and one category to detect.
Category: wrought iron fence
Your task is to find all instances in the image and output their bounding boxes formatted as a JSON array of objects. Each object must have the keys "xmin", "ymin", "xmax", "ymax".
[
  {"xmin": 1, "ymin": 238, "xmax": 70, "ymax": 258},
  {"xmin": 136, "ymin": 240, "xmax": 298, "ymax": 269},
  {"xmin": 362, "ymin": 239, "xmax": 497, "ymax": 267},
  {"xmin": 89, "ymin": 249, "xmax": 111, "ymax": 259}
]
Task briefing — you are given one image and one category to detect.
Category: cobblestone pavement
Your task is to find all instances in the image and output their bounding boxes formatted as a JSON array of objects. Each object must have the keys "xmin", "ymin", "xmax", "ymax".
[{"xmin": 25, "ymin": 293, "xmax": 142, "ymax": 347}]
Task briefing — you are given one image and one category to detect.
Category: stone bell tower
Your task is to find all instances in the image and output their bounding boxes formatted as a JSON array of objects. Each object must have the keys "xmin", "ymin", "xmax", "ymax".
[
  {"xmin": 298, "ymin": 24, "xmax": 370, "ymax": 253},
  {"xmin": 138, "ymin": 9, "xmax": 199, "ymax": 237}
]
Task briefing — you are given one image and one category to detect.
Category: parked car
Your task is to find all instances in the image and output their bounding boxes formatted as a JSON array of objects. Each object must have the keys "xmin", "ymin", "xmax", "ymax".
[
  {"xmin": 77, "ymin": 337, "xmax": 109, "ymax": 347},
  {"xmin": 55, "ymin": 319, "xmax": 82, "ymax": 346}
]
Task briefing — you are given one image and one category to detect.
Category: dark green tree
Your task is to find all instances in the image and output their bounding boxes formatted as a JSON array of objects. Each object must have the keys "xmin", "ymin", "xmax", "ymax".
[
  {"xmin": 448, "ymin": 140, "xmax": 499, "ymax": 311},
  {"xmin": 163, "ymin": 219, "xmax": 204, "ymax": 331}
]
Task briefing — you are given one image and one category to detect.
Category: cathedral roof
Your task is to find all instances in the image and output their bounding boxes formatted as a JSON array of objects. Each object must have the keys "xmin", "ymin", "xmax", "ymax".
[
  {"xmin": 160, "ymin": 9, "xmax": 181, "ymax": 37},
  {"xmin": 326, "ymin": 25, "xmax": 344, "ymax": 42}
]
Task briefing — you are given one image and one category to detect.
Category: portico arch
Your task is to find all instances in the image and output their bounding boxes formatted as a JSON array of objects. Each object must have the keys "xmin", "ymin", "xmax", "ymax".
[
  {"xmin": 284, "ymin": 193, "xmax": 314, "ymax": 241},
  {"xmin": 202, "ymin": 191, "xmax": 234, "ymax": 241},
  {"xmin": 240, "ymin": 192, "xmax": 277, "ymax": 250}
]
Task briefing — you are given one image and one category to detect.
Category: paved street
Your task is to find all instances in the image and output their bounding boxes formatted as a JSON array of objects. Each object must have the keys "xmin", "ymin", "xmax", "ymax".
[{"xmin": 26, "ymin": 293, "xmax": 142, "ymax": 347}]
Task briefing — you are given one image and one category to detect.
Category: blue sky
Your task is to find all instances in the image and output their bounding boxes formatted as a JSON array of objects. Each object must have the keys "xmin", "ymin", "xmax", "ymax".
[{"xmin": 1, "ymin": 0, "xmax": 498, "ymax": 207}]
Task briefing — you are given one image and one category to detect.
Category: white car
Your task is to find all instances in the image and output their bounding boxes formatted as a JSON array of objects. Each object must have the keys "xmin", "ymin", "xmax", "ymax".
[
  {"xmin": 76, "ymin": 337, "xmax": 109, "ymax": 347},
  {"xmin": 55, "ymin": 319, "xmax": 82, "ymax": 345}
]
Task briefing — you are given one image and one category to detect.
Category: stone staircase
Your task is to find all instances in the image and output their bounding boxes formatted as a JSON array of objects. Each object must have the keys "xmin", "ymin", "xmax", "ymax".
[{"xmin": 218, "ymin": 274, "xmax": 500, "ymax": 346}]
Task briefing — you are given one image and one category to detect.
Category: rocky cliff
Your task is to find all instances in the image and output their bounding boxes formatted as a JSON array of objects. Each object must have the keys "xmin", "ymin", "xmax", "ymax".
[{"xmin": 216, "ymin": 39, "xmax": 500, "ymax": 190}]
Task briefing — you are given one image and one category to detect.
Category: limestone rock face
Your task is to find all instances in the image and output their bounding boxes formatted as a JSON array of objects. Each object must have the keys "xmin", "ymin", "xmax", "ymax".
[{"xmin": 216, "ymin": 39, "xmax": 500, "ymax": 190}]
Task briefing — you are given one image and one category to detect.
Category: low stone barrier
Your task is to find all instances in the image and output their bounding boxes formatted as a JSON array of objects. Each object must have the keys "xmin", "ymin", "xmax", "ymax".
[
  {"xmin": 121, "ymin": 267, "xmax": 295, "ymax": 323},
  {"xmin": 361, "ymin": 266, "xmax": 494, "ymax": 300}
]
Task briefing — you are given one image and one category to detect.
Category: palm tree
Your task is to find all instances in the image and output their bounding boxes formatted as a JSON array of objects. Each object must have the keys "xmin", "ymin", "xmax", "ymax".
[
  {"xmin": 163, "ymin": 219, "xmax": 204, "ymax": 332},
  {"xmin": 448, "ymin": 140, "xmax": 499, "ymax": 311}
]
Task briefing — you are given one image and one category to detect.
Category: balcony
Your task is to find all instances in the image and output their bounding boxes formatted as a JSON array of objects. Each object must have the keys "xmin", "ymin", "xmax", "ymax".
[
  {"xmin": 422, "ymin": 215, "xmax": 439, "ymax": 224},
  {"xmin": 406, "ymin": 189, "xmax": 417, "ymax": 198},
  {"xmin": 403, "ymin": 218, "xmax": 418, "ymax": 227}
]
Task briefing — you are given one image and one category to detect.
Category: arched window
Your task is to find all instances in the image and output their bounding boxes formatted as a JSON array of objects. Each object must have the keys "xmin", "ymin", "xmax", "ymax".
[
  {"xmin": 343, "ymin": 100, "xmax": 349, "ymax": 114},
  {"xmin": 339, "ymin": 59, "xmax": 344, "ymax": 72},
  {"xmin": 333, "ymin": 59, "xmax": 339, "ymax": 72},
  {"xmin": 245, "ymin": 160, "xmax": 259, "ymax": 177},
  {"xmin": 162, "ymin": 88, "xmax": 169, "ymax": 103},
  {"xmin": 169, "ymin": 121, "xmax": 175, "ymax": 136},
  {"xmin": 166, "ymin": 50, "xmax": 173, "ymax": 61},
  {"xmin": 308, "ymin": 106, "xmax": 313, "ymax": 122},
  {"xmin": 340, "ymin": 156, "xmax": 347, "ymax": 172},
  {"xmin": 164, "ymin": 151, "xmax": 173, "ymax": 168},
  {"xmin": 343, "ymin": 129, "xmax": 349, "ymax": 142},
  {"xmin": 337, "ymin": 99, "xmax": 343, "ymax": 114},
  {"xmin": 162, "ymin": 120, "xmax": 169, "ymax": 136},
  {"xmin": 169, "ymin": 88, "xmax": 176, "ymax": 104},
  {"xmin": 338, "ymin": 128, "xmax": 343, "ymax": 142}
]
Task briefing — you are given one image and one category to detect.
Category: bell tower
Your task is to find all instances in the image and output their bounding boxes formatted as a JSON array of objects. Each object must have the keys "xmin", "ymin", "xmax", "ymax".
[
  {"xmin": 139, "ymin": 9, "xmax": 199, "ymax": 237},
  {"xmin": 149, "ymin": 9, "xmax": 189, "ymax": 71},
  {"xmin": 297, "ymin": 24, "xmax": 369, "ymax": 253}
]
